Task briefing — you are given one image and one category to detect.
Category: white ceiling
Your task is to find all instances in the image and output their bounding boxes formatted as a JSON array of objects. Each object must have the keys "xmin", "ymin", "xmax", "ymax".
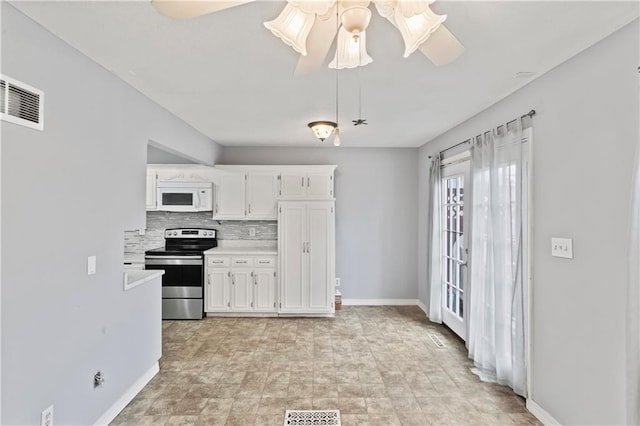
[{"xmin": 10, "ymin": 1, "xmax": 639, "ymax": 148}]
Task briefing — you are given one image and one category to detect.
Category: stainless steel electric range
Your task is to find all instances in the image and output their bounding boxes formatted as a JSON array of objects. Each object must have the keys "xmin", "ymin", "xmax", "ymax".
[{"xmin": 144, "ymin": 228, "xmax": 217, "ymax": 320}]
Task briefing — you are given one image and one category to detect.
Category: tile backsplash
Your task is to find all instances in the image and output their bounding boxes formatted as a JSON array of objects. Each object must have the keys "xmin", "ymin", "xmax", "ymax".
[{"xmin": 124, "ymin": 212, "xmax": 277, "ymax": 253}]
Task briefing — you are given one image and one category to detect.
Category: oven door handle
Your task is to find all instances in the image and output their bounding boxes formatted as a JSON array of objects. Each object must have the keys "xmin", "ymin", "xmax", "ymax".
[{"xmin": 145, "ymin": 257, "xmax": 203, "ymax": 266}]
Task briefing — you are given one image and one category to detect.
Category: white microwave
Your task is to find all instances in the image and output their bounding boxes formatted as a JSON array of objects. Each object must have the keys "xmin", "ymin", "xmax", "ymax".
[{"xmin": 157, "ymin": 181, "xmax": 213, "ymax": 212}]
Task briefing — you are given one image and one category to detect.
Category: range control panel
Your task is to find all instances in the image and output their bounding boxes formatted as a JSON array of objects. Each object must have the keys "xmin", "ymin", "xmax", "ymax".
[{"xmin": 165, "ymin": 228, "xmax": 216, "ymax": 238}]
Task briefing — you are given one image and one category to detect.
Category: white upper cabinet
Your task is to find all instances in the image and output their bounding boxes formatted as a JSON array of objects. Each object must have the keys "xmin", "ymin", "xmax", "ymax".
[
  {"xmin": 154, "ymin": 167, "xmax": 213, "ymax": 183},
  {"xmin": 146, "ymin": 170, "xmax": 157, "ymax": 211},
  {"xmin": 246, "ymin": 171, "xmax": 279, "ymax": 219},
  {"xmin": 212, "ymin": 169, "xmax": 245, "ymax": 219},
  {"xmin": 279, "ymin": 166, "xmax": 336, "ymax": 199},
  {"xmin": 147, "ymin": 165, "xmax": 336, "ymax": 219}
]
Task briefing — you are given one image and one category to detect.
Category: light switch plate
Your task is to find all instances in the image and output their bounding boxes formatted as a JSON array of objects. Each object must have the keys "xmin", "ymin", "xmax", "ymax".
[
  {"xmin": 551, "ymin": 238, "xmax": 573, "ymax": 259},
  {"xmin": 87, "ymin": 256, "xmax": 97, "ymax": 275},
  {"xmin": 248, "ymin": 227, "xmax": 256, "ymax": 237}
]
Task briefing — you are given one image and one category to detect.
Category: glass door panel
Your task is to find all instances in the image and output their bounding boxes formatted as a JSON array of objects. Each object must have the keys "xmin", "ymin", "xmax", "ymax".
[{"xmin": 441, "ymin": 160, "xmax": 470, "ymax": 340}]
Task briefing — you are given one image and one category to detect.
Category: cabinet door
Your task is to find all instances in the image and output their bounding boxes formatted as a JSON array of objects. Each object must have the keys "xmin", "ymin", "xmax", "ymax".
[
  {"xmin": 231, "ymin": 270, "xmax": 253, "ymax": 311},
  {"xmin": 280, "ymin": 172, "xmax": 306, "ymax": 199},
  {"xmin": 213, "ymin": 171, "xmax": 245, "ymax": 219},
  {"xmin": 307, "ymin": 202, "xmax": 335, "ymax": 313},
  {"xmin": 254, "ymin": 269, "xmax": 276, "ymax": 312},
  {"xmin": 278, "ymin": 203, "xmax": 307, "ymax": 312},
  {"xmin": 246, "ymin": 172, "xmax": 278, "ymax": 219},
  {"xmin": 146, "ymin": 171, "xmax": 157, "ymax": 210},
  {"xmin": 206, "ymin": 269, "xmax": 231, "ymax": 312},
  {"xmin": 307, "ymin": 173, "xmax": 333, "ymax": 199}
]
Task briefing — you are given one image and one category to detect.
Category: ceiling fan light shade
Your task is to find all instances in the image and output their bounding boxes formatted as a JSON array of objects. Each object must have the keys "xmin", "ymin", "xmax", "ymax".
[
  {"xmin": 289, "ymin": 0, "xmax": 336, "ymax": 16},
  {"xmin": 340, "ymin": 6, "xmax": 372, "ymax": 34},
  {"xmin": 151, "ymin": 0, "xmax": 256, "ymax": 19},
  {"xmin": 333, "ymin": 127, "xmax": 341, "ymax": 147},
  {"xmin": 329, "ymin": 28, "xmax": 373, "ymax": 69},
  {"xmin": 264, "ymin": 3, "xmax": 316, "ymax": 56},
  {"xmin": 394, "ymin": 6, "xmax": 446, "ymax": 58},
  {"xmin": 308, "ymin": 121, "xmax": 337, "ymax": 141},
  {"xmin": 397, "ymin": 0, "xmax": 435, "ymax": 18}
]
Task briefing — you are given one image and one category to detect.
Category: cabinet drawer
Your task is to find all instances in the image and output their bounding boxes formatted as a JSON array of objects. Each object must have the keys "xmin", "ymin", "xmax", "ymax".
[
  {"xmin": 232, "ymin": 257, "xmax": 253, "ymax": 267},
  {"xmin": 207, "ymin": 257, "xmax": 230, "ymax": 267},
  {"xmin": 254, "ymin": 257, "xmax": 276, "ymax": 267}
]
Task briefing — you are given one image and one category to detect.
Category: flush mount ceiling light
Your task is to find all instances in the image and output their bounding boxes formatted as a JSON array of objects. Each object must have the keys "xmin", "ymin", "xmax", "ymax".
[
  {"xmin": 308, "ymin": 121, "xmax": 337, "ymax": 142},
  {"xmin": 151, "ymin": 0, "xmax": 465, "ymax": 75}
]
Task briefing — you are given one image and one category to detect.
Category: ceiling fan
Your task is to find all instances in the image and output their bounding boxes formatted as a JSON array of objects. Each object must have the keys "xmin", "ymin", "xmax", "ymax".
[{"xmin": 151, "ymin": 0, "xmax": 465, "ymax": 75}]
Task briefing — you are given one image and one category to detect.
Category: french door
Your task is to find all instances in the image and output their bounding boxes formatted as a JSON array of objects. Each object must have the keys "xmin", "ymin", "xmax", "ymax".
[{"xmin": 441, "ymin": 160, "xmax": 470, "ymax": 340}]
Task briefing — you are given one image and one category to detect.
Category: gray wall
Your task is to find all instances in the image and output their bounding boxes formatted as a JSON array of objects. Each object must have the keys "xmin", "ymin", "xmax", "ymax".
[
  {"xmin": 418, "ymin": 19, "xmax": 639, "ymax": 425},
  {"xmin": 219, "ymin": 148, "xmax": 419, "ymax": 301},
  {"xmin": 1, "ymin": 4, "xmax": 221, "ymax": 425},
  {"xmin": 147, "ymin": 144, "xmax": 197, "ymax": 164}
]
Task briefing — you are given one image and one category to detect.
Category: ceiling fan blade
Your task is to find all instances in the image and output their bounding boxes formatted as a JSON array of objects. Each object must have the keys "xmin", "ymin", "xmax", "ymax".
[
  {"xmin": 418, "ymin": 24, "xmax": 465, "ymax": 66},
  {"xmin": 294, "ymin": 13, "xmax": 338, "ymax": 76},
  {"xmin": 151, "ymin": 0, "xmax": 255, "ymax": 19}
]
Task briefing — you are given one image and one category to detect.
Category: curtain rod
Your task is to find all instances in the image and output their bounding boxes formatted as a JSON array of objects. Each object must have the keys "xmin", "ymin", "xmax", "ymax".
[{"xmin": 428, "ymin": 109, "xmax": 536, "ymax": 159}]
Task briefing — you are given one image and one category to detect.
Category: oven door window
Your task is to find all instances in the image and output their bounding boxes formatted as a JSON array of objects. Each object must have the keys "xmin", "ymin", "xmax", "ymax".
[
  {"xmin": 162, "ymin": 192, "xmax": 193, "ymax": 206},
  {"xmin": 146, "ymin": 263, "xmax": 202, "ymax": 287}
]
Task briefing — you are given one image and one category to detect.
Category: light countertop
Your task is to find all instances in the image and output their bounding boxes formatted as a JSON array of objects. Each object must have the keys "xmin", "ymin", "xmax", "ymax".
[
  {"xmin": 123, "ymin": 269, "xmax": 164, "ymax": 291},
  {"xmin": 204, "ymin": 240, "xmax": 277, "ymax": 256}
]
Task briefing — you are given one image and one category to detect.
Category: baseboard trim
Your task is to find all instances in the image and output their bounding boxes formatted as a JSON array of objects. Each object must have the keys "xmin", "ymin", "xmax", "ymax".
[
  {"xmin": 342, "ymin": 298, "xmax": 421, "ymax": 306},
  {"xmin": 416, "ymin": 300, "xmax": 427, "ymax": 314},
  {"xmin": 526, "ymin": 399, "xmax": 561, "ymax": 425},
  {"xmin": 94, "ymin": 361, "xmax": 159, "ymax": 426}
]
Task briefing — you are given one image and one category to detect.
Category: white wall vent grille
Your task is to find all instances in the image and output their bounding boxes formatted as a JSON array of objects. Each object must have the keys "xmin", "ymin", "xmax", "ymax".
[{"xmin": 0, "ymin": 75, "xmax": 44, "ymax": 131}]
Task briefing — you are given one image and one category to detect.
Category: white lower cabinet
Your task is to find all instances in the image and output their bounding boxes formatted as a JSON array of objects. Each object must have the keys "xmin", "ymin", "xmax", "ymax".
[
  {"xmin": 206, "ymin": 269, "xmax": 231, "ymax": 312},
  {"xmin": 205, "ymin": 255, "xmax": 277, "ymax": 314},
  {"xmin": 278, "ymin": 201, "xmax": 335, "ymax": 314}
]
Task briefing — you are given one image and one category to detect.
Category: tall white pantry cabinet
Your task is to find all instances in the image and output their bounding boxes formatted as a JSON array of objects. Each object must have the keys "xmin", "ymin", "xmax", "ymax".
[{"xmin": 278, "ymin": 200, "xmax": 335, "ymax": 315}]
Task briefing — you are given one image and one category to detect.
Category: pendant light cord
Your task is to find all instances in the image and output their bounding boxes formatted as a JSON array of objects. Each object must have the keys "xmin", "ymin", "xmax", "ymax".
[{"xmin": 335, "ymin": 6, "xmax": 339, "ymax": 128}]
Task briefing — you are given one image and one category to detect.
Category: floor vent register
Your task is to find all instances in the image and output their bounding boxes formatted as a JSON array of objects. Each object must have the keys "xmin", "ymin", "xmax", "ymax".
[
  {"xmin": 284, "ymin": 409, "xmax": 341, "ymax": 426},
  {"xmin": 429, "ymin": 333, "xmax": 447, "ymax": 348}
]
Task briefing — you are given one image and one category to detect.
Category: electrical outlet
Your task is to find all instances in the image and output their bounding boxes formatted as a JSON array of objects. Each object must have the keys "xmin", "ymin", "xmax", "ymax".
[
  {"xmin": 551, "ymin": 237, "xmax": 573, "ymax": 259},
  {"xmin": 87, "ymin": 256, "xmax": 97, "ymax": 275},
  {"xmin": 41, "ymin": 405, "xmax": 54, "ymax": 426},
  {"xmin": 249, "ymin": 227, "xmax": 256, "ymax": 237},
  {"xmin": 335, "ymin": 278, "xmax": 341, "ymax": 287},
  {"xmin": 138, "ymin": 228, "xmax": 146, "ymax": 236}
]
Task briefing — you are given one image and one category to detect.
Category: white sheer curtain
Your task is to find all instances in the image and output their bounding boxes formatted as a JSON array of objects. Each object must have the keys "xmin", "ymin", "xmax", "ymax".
[
  {"xmin": 628, "ymin": 109, "xmax": 640, "ymax": 424},
  {"xmin": 427, "ymin": 155, "xmax": 443, "ymax": 323},
  {"xmin": 468, "ymin": 121, "xmax": 527, "ymax": 397}
]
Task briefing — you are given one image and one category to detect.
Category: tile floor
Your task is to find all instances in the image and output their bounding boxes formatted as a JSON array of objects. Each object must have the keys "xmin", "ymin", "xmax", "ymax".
[{"xmin": 111, "ymin": 306, "xmax": 542, "ymax": 426}]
